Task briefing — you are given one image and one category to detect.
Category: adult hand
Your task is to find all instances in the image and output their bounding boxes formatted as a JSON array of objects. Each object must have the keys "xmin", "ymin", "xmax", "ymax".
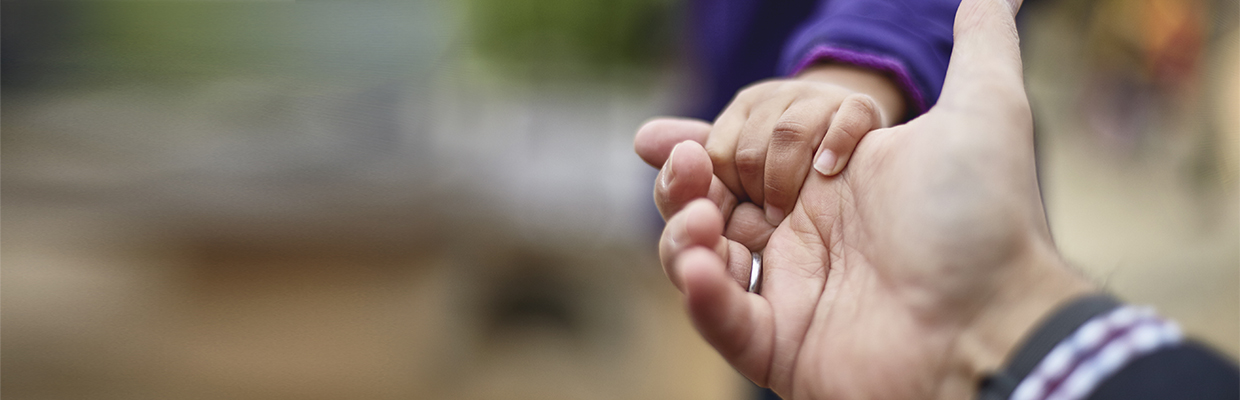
[{"xmin": 634, "ymin": 0, "xmax": 1095, "ymax": 399}]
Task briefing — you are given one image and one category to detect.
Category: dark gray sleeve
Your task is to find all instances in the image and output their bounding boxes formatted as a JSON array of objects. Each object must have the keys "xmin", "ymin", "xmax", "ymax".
[{"xmin": 1085, "ymin": 341, "xmax": 1239, "ymax": 400}]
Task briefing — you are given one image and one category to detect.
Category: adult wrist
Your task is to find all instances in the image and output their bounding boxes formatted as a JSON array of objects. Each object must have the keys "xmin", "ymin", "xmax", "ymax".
[{"xmin": 952, "ymin": 247, "xmax": 1096, "ymax": 396}]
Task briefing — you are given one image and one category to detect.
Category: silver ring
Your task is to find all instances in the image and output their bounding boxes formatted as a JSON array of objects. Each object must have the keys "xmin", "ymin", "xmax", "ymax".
[{"xmin": 748, "ymin": 251, "xmax": 763, "ymax": 293}]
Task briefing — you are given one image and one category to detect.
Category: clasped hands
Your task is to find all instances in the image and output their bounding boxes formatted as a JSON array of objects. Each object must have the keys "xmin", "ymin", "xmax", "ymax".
[{"xmin": 633, "ymin": 0, "xmax": 1094, "ymax": 399}]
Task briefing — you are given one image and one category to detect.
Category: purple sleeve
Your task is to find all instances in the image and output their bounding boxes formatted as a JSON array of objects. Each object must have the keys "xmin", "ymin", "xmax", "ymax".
[{"xmin": 780, "ymin": 0, "xmax": 961, "ymax": 117}]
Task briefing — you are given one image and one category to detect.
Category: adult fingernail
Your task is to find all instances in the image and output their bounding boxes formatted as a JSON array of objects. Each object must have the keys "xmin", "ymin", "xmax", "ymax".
[
  {"xmin": 662, "ymin": 143, "xmax": 680, "ymax": 188},
  {"xmin": 813, "ymin": 149, "xmax": 838, "ymax": 176},
  {"xmin": 765, "ymin": 205, "xmax": 785, "ymax": 226}
]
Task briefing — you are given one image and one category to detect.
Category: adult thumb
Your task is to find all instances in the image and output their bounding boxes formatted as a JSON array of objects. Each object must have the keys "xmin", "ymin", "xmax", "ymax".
[{"xmin": 939, "ymin": 0, "xmax": 1025, "ymax": 106}]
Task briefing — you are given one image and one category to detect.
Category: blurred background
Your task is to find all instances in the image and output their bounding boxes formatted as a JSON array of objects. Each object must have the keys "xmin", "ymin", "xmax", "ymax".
[{"xmin": 1, "ymin": 0, "xmax": 1236, "ymax": 399}]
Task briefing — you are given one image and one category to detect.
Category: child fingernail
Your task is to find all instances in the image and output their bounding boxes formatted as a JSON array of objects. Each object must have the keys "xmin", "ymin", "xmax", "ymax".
[
  {"xmin": 765, "ymin": 205, "xmax": 785, "ymax": 226},
  {"xmin": 814, "ymin": 149, "xmax": 838, "ymax": 176}
]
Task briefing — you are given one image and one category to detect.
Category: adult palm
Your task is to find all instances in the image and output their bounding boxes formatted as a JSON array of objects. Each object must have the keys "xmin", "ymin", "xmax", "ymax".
[{"xmin": 634, "ymin": 0, "xmax": 1091, "ymax": 399}]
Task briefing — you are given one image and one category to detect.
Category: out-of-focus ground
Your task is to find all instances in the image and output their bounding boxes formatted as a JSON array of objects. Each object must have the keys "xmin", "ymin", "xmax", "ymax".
[
  {"xmin": 3, "ymin": 2, "xmax": 746, "ymax": 399},
  {"xmin": 1, "ymin": 0, "xmax": 1236, "ymax": 399}
]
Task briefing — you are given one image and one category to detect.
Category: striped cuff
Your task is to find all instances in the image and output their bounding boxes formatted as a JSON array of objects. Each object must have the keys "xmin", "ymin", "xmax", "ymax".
[{"xmin": 1010, "ymin": 305, "xmax": 1183, "ymax": 400}]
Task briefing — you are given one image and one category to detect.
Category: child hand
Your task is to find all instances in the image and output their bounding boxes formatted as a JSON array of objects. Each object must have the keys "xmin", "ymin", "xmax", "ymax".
[{"xmin": 705, "ymin": 64, "xmax": 904, "ymax": 225}]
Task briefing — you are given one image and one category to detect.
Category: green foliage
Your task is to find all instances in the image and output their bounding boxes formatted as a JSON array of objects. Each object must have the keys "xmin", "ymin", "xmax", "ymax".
[{"xmin": 465, "ymin": 0, "xmax": 678, "ymax": 80}]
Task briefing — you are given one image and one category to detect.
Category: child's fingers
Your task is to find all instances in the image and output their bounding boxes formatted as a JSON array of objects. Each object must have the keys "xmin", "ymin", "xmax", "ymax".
[
  {"xmin": 761, "ymin": 97, "xmax": 837, "ymax": 225},
  {"xmin": 705, "ymin": 175, "xmax": 741, "ymax": 226},
  {"xmin": 734, "ymin": 97, "xmax": 797, "ymax": 207},
  {"xmin": 705, "ymin": 83, "xmax": 776, "ymax": 200},
  {"xmin": 813, "ymin": 93, "xmax": 884, "ymax": 176},
  {"xmin": 724, "ymin": 201, "xmax": 777, "ymax": 252}
]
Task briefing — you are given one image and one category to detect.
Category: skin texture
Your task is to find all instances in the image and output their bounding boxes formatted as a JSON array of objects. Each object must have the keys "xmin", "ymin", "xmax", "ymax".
[
  {"xmin": 701, "ymin": 63, "xmax": 906, "ymax": 227},
  {"xmin": 633, "ymin": 0, "xmax": 1095, "ymax": 399}
]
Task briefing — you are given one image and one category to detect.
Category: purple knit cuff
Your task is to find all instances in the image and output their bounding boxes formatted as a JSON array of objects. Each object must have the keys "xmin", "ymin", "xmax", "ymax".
[{"xmin": 788, "ymin": 45, "xmax": 928, "ymax": 117}]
